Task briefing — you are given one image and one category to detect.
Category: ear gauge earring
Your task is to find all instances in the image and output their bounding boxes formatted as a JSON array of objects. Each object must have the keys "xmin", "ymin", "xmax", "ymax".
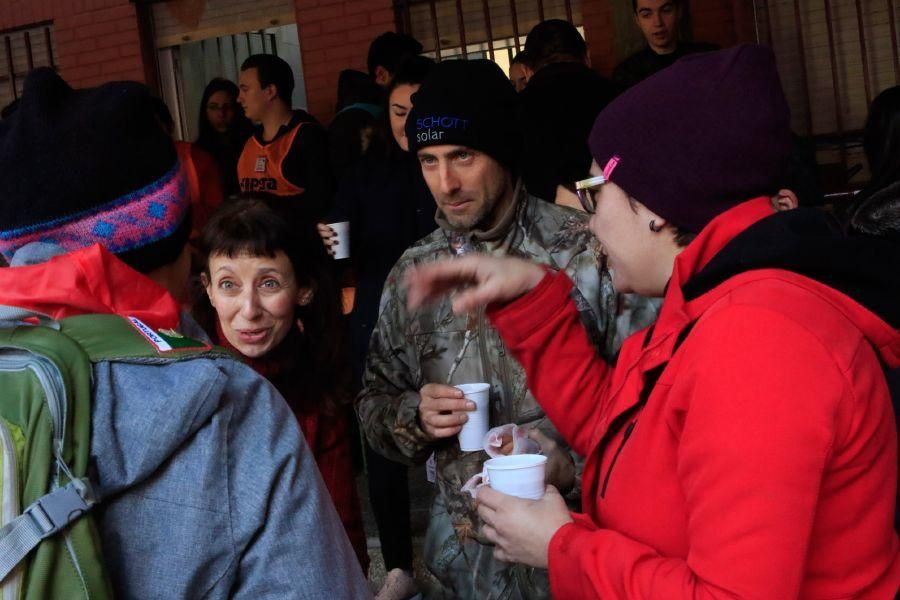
[{"xmin": 649, "ymin": 220, "xmax": 664, "ymax": 233}]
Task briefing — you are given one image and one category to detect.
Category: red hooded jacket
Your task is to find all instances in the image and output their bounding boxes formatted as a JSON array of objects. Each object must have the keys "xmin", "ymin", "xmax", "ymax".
[{"xmin": 489, "ymin": 198, "xmax": 900, "ymax": 598}]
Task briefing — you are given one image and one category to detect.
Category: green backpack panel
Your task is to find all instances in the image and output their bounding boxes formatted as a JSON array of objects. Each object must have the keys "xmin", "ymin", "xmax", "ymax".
[{"xmin": 0, "ymin": 309, "xmax": 219, "ymax": 599}]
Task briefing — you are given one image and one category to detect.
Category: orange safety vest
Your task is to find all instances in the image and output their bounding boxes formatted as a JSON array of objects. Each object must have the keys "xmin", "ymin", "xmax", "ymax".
[{"xmin": 237, "ymin": 122, "xmax": 306, "ymax": 196}]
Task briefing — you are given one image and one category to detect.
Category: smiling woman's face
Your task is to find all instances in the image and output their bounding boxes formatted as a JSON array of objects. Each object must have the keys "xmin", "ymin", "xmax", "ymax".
[{"xmin": 204, "ymin": 250, "xmax": 303, "ymax": 358}]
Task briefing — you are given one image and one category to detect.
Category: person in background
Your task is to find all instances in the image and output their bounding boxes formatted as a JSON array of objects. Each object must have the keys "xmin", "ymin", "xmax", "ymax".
[
  {"xmin": 367, "ymin": 32, "xmax": 423, "ymax": 88},
  {"xmin": 195, "ymin": 197, "xmax": 369, "ymax": 572},
  {"xmin": 328, "ymin": 68, "xmax": 388, "ymax": 181},
  {"xmin": 612, "ymin": 0, "xmax": 717, "ymax": 91},
  {"xmin": 845, "ymin": 87, "xmax": 900, "ymax": 509},
  {"xmin": 237, "ymin": 54, "xmax": 333, "ymax": 224},
  {"xmin": 196, "ymin": 78, "xmax": 252, "ymax": 196},
  {"xmin": 509, "ymin": 50, "xmax": 534, "ymax": 92},
  {"xmin": 152, "ymin": 97, "xmax": 225, "ymax": 246},
  {"xmin": 846, "ymin": 85, "xmax": 900, "ymax": 241},
  {"xmin": 321, "ymin": 54, "xmax": 436, "ymax": 600},
  {"xmin": 405, "ymin": 45, "xmax": 899, "ymax": 599},
  {"xmin": 0, "ymin": 67, "xmax": 370, "ymax": 599},
  {"xmin": 518, "ymin": 19, "xmax": 617, "ymax": 205}
]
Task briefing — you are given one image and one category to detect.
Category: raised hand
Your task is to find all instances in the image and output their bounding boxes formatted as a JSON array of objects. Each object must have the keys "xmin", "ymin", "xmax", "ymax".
[{"xmin": 405, "ymin": 254, "xmax": 546, "ymax": 314}]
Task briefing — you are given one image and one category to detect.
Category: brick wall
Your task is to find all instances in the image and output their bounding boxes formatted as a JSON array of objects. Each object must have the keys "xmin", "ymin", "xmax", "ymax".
[
  {"xmin": 293, "ymin": 0, "xmax": 396, "ymax": 120},
  {"xmin": 1, "ymin": 0, "xmax": 757, "ymax": 118},
  {"xmin": 0, "ymin": 0, "xmax": 145, "ymax": 89}
]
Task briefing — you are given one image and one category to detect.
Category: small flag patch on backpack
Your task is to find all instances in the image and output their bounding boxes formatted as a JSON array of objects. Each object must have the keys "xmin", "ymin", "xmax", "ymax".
[{"xmin": 127, "ymin": 317, "xmax": 210, "ymax": 353}]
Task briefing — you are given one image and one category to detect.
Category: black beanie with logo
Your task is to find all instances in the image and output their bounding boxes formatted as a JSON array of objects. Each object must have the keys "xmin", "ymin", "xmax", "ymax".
[{"xmin": 406, "ymin": 59, "xmax": 520, "ymax": 172}]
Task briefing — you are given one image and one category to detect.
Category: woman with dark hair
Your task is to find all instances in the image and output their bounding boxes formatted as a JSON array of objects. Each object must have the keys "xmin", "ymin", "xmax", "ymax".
[
  {"xmin": 319, "ymin": 54, "xmax": 435, "ymax": 600},
  {"xmin": 195, "ymin": 78, "xmax": 252, "ymax": 195},
  {"xmin": 196, "ymin": 197, "xmax": 368, "ymax": 572}
]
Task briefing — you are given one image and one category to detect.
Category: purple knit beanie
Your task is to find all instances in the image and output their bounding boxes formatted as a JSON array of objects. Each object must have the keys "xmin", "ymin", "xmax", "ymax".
[{"xmin": 589, "ymin": 44, "xmax": 792, "ymax": 233}]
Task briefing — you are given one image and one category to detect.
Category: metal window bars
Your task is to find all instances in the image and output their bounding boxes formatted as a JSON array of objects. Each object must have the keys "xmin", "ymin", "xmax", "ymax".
[
  {"xmin": 0, "ymin": 21, "xmax": 56, "ymax": 110},
  {"xmin": 754, "ymin": 0, "xmax": 900, "ymax": 196},
  {"xmin": 394, "ymin": 0, "xmax": 581, "ymax": 66}
]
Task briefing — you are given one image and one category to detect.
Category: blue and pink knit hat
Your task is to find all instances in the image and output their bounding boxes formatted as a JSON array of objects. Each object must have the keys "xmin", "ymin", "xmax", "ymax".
[{"xmin": 0, "ymin": 68, "xmax": 190, "ymax": 272}]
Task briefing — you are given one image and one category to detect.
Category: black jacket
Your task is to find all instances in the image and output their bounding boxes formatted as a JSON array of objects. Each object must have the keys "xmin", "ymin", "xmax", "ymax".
[
  {"xmin": 612, "ymin": 41, "xmax": 719, "ymax": 92},
  {"xmin": 519, "ymin": 61, "xmax": 617, "ymax": 202},
  {"xmin": 328, "ymin": 146, "xmax": 436, "ymax": 378}
]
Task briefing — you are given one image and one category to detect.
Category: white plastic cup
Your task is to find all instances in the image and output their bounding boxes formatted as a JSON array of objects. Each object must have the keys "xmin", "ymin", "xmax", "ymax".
[
  {"xmin": 455, "ymin": 383, "xmax": 490, "ymax": 451},
  {"xmin": 328, "ymin": 221, "xmax": 350, "ymax": 260},
  {"xmin": 483, "ymin": 454, "xmax": 547, "ymax": 499}
]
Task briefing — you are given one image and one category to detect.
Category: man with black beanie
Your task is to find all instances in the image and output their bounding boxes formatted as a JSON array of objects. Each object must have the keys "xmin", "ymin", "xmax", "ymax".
[
  {"xmin": 0, "ymin": 68, "xmax": 369, "ymax": 599},
  {"xmin": 356, "ymin": 59, "xmax": 657, "ymax": 599}
]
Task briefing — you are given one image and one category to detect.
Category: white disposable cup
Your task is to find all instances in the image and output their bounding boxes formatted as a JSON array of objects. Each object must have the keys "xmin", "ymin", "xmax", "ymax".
[
  {"xmin": 455, "ymin": 383, "xmax": 490, "ymax": 451},
  {"xmin": 328, "ymin": 221, "xmax": 350, "ymax": 260},
  {"xmin": 483, "ymin": 454, "xmax": 547, "ymax": 499}
]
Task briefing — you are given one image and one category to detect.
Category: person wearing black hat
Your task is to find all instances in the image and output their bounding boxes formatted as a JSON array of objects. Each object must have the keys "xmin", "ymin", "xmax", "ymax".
[
  {"xmin": 0, "ymin": 68, "xmax": 370, "ymax": 599},
  {"xmin": 356, "ymin": 58, "xmax": 656, "ymax": 599},
  {"xmin": 518, "ymin": 19, "xmax": 617, "ymax": 205},
  {"xmin": 368, "ymin": 32, "xmax": 424, "ymax": 88},
  {"xmin": 404, "ymin": 45, "xmax": 900, "ymax": 598}
]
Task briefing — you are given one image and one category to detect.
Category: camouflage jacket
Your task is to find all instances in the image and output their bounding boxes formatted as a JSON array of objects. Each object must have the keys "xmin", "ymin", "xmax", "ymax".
[{"xmin": 357, "ymin": 188, "xmax": 654, "ymax": 598}]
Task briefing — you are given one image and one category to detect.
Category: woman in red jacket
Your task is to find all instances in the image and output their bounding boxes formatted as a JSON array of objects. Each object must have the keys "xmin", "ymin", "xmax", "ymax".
[
  {"xmin": 405, "ymin": 45, "xmax": 899, "ymax": 598},
  {"xmin": 194, "ymin": 197, "xmax": 369, "ymax": 572}
]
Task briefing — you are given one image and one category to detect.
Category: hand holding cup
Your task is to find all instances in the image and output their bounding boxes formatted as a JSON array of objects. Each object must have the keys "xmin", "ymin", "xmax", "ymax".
[
  {"xmin": 317, "ymin": 221, "xmax": 350, "ymax": 259},
  {"xmin": 418, "ymin": 383, "xmax": 475, "ymax": 439}
]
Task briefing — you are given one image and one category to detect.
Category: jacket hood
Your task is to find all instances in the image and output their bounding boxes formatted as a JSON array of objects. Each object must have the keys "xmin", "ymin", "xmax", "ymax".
[
  {"xmin": 847, "ymin": 177, "xmax": 900, "ymax": 241},
  {"xmin": 0, "ymin": 243, "xmax": 180, "ymax": 329},
  {"xmin": 673, "ymin": 198, "xmax": 900, "ymax": 366}
]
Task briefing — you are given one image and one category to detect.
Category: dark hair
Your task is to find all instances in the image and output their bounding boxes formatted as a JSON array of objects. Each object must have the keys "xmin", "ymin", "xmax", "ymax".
[
  {"xmin": 196, "ymin": 78, "xmax": 251, "ymax": 144},
  {"xmin": 625, "ymin": 195, "xmax": 697, "ymax": 247},
  {"xmin": 240, "ymin": 54, "xmax": 294, "ymax": 105},
  {"xmin": 149, "ymin": 96, "xmax": 175, "ymax": 135},
  {"xmin": 387, "ymin": 54, "xmax": 435, "ymax": 94},
  {"xmin": 372, "ymin": 55, "xmax": 435, "ymax": 158},
  {"xmin": 367, "ymin": 32, "xmax": 423, "ymax": 78},
  {"xmin": 632, "ymin": 0, "xmax": 682, "ymax": 13},
  {"xmin": 846, "ymin": 85, "xmax": 900, "ymax": 239},
  {"xmin": 335, "ymin": 69, "xmax": 383, "ymax": 111},
  {"xmin": 196, "ymin": 196, "xmax": 352, "ymax": 414},
  {"xmin": 524, "ymin": 19, "xmax": 587, "ymax": 69},
  {"xmin": 511, "ymin": 50, "xmax": 534, "ymax": 69}
]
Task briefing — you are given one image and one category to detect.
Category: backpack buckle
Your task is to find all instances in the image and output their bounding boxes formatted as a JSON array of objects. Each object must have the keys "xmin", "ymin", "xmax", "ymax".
[{"xmin": 27, "ymin": 478, "xmax": 96, "ymax": 537}]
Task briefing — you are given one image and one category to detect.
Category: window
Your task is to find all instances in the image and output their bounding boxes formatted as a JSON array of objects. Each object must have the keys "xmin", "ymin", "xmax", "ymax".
[
  {"xmin": 151, "ymin": 0, "xmax": 304, "ymax": 141},
  {"xmin": 396, "ymin": 0, "xmax": 582, "ymax": 67},
  {"xmin": 0, "ymin": 22, "xmax": 57, "ymax": 111},
  {"xmin": 756, "ymin": 0, "xmax": 900, "ymax": 193}
]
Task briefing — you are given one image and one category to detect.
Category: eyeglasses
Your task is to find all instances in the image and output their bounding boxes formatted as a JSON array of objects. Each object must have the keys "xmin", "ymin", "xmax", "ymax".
[{"xmin": 574, "ymin": 175, "xmax": 607, "ymax": 214}]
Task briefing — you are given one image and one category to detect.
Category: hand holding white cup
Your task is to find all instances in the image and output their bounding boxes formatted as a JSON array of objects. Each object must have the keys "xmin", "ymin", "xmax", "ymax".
[
  {"xmin": 472, "ymin": 454, "xmax": 548, "ymax": 499},
  {"xmin": 418, "ymin": 383, "xmax": 475, "ymax": 439},
  {"xmin": 317, "ymin": 221, "xmax": 350, "ymax": 259}
]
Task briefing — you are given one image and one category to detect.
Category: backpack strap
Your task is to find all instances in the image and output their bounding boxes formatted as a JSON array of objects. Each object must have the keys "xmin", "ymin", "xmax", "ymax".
[
  {"xmin": 0, "ymin": 479, "xmax": 95, "ymax": 582},
  {"xmin": 0, "ymin": 305, "xmax": 60, "ymax": 331}
]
